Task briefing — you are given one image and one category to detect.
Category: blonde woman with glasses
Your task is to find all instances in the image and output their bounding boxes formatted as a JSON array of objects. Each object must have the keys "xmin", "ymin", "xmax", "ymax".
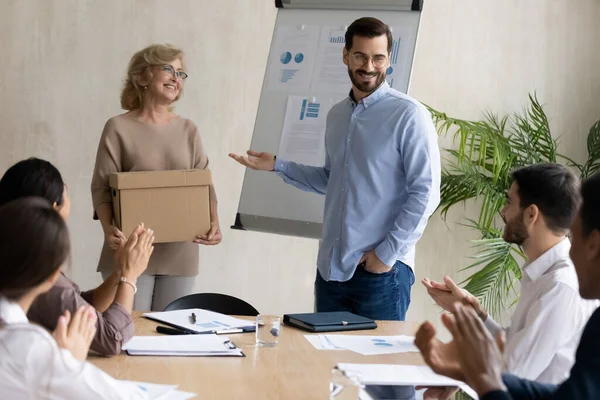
[{"xmin": 91, "ymin": 44, "xmax": 221, "ymax": 311}]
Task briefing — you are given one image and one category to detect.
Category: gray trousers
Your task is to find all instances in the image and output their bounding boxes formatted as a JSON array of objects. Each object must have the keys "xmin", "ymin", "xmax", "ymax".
[{"xmin": 101, "ymin": 272, "xmax": 195, "ymax": 311}]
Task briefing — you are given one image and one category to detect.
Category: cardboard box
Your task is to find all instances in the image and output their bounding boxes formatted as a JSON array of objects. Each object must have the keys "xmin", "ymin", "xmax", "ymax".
[{"xmin": 110, "ymin": 169, "xmax": 212, "ymax": 243}]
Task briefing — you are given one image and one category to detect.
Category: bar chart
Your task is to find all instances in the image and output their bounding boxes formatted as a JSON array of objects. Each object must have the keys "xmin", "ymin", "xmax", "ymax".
[
  {"xmin": 280, "ymin": 69, "xmax": 298, "ymax": 83},
  {"xmin": 299, "ymin": 99, "xmax": 321, "ymax": 120},
  {"xmin": 391, "ymin": 38, "xmax": 401, "ymax": 65}
]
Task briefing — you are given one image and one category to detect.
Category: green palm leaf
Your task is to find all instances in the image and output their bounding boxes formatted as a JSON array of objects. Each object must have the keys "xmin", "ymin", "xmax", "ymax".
[
  {"xmin": 461, "ymin": 240, "xmax": 522, "ymax": 320},
  {"xmin": 582, "ymin": 119, "xmax": 600, "ymax": 178},
  {"xmin": 438, "ymin": 158, "xmax": 499, "ymax": 218},
  {"xmin": 508, "ymin": 93, "xmax": 557, "ymax": 164},
  {"xmin": 439, "ymin": 159, "xmax": 509, "ymax": 231}
]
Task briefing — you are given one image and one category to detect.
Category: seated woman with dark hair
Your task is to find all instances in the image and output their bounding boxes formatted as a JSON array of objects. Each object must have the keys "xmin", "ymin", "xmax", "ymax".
[
  {"xmin": 0, "ymin": 157, "xmax": 154, "ymax": 355},
  {"xmin": 0, "ymin": 197, "xmax": 150, "ymax": 398}
]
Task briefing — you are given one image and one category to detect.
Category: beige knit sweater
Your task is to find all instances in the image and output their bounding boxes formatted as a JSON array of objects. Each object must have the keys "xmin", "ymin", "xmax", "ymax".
[{"xmin": 91, "ymin": 114, "xmax": 214, "ymax": 277}]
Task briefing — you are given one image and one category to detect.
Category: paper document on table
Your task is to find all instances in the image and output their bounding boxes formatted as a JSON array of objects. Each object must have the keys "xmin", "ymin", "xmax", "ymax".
[
  {"xmin": 158, "ymin": 391, "xmax": 196, "ymax": 400},
  {"xmin": 359, "ymin": 389, "xmax": 375, "ymax": 400},
  {"xmin": 336, "ymin": 364, "xmax": 478, "ymax": 399},
  {"xmin": 278, "ymin": 95, "xmax": 334, "ymax": 166},
  {"xmin": 122, "ymin": 334, "xmax": 243, "ymax": 357},
  {"xmin": 266, "ymin": 24, "xmax": 320, "ymax": 91},
  {"xmin": 304, "ymin": 334, "xmax": 344, "ymax": 350},
  {"xmin": 143, "ymin": 308, "xmax": 254, "ymax": 333},
  {"xmin": 121, "ymin": 381, "xmax": 196, "ymax": 399},
  {"xmin": 324, "ymin": 335, "xmax": 419, "ymax": 355},
  {"xmin": 123, "ymin": 381, "xmax": 177, "ymax": 398}
]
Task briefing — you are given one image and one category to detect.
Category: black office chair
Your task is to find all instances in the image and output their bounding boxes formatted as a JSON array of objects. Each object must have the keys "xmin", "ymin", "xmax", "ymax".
[{"xmin": 163, "ymin": 293, "xmax": 260, "ymax": 316}]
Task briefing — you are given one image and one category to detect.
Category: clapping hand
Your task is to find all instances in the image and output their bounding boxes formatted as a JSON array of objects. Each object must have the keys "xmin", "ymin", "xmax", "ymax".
[{"xmin": 52, "ymin": 306, "xmax": 97, "ymax": 361}]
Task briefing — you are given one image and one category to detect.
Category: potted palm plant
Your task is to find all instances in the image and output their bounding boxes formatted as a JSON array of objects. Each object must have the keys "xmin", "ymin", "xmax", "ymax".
[{"xmin": 427, "ymin": 94, "xmax": 600, "ymax": 319}]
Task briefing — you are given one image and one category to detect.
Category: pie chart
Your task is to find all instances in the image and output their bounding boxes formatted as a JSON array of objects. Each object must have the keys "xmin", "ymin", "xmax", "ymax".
[{"xmin": 280, "ymin": 52, "xmax": 292, "ymax": 64}]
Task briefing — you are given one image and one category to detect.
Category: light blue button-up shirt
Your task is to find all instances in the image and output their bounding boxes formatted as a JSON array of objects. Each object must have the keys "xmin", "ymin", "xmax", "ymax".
[{"xmin": 275, "ymin": 82, "xmax": 441, "ymax": 281}]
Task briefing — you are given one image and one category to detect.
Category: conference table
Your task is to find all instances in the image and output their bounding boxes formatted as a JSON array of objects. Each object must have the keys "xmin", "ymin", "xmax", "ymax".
[{"xmin": 90, "ymin": 312, "xmax": 424, "ymax": 399}]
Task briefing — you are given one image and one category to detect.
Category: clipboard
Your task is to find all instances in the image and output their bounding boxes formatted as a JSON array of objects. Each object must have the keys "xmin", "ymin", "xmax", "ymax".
[
  {"xmin": 122, "ymin": 334, "xmax": 246, "ymax": 357},
  {"xmin": 143, "ymin": 308, "xmax": 256, "ymax": 335}
]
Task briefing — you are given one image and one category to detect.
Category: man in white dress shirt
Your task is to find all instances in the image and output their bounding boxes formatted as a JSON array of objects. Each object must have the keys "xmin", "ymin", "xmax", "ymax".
[{"xmin": 422, "ymin": 163, "xmax": 598, "ymax": 398}]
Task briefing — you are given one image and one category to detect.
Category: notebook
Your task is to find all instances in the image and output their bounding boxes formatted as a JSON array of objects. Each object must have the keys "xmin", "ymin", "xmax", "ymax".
[
  {"xmin": 122, "ymin": 334, "xmax": 244, "ymax": 357},
  {"xmin": 283, "ymin": 311, "xmax": 377, "ymax": 332}
]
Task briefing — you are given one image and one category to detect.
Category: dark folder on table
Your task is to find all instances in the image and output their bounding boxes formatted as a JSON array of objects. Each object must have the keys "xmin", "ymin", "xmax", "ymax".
[{"xmin": 283, "ymin": 311, "xmax": 377, "ymax": 332}]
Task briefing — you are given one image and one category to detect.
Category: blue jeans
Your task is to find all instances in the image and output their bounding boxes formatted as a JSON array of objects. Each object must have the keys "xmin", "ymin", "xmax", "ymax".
[{"xmin": 315, "ymin": 261, "xmax": 415, "ymax": 321}]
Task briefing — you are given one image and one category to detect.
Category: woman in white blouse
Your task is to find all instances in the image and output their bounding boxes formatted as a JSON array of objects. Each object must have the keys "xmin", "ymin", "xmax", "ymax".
[{"xmin": 0, "ymin": 197, "xmax": 151, "ymax": 399}]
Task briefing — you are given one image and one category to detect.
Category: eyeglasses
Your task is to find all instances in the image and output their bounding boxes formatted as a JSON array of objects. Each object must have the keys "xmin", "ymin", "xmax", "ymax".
[
  {"xmin": 161, "ymin": 64, "xmax": 188, "ymax": 80},
  {"xmin": 350, "ymin": 53, "xmax": 388, "ymax": 69}
]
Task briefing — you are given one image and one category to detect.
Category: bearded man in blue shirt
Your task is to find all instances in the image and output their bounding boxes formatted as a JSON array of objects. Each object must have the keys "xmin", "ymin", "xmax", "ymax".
[{"xmin": 231, "ymin": 17, "xmax": 441, "ymax": 321}]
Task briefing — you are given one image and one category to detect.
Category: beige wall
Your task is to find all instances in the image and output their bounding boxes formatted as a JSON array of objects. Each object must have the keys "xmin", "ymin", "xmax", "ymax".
[{"xmin": 1, "ymin": 1, "xmax": 599, "ymax": 333}]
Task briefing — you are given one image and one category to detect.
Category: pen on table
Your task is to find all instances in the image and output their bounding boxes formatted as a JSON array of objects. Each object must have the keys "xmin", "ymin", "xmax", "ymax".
[
  {"xmin": 190, "ymin": 312, "xmax": 197, "ymax": 324},
  {"xmin": 156, "ymin": 326, "xmax": 192, "ymax": 335},
  {"xmin": 157, "ymin": 326, "xmax": 243, "ymax": 335},
  {"xmin": 215, "ymin": 328, "xmax": 244, "ymax": 335},
  {"xmin": 156, "ymin": 325, "xmax": 249, "ymax": 335}
]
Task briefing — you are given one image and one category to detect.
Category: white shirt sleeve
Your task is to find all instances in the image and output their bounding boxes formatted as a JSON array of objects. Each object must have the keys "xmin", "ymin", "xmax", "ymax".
[
  {"xmin": 483, "ymin": 315, "xmax": 504, "ymax": 338},
  {"xmin": 48, "ymin": 349, "xmax": 150, "ymax": 399},
  {"xmin": 501, "ymin": 282, "xmax": 583, "ymax": 381},
  {"xmin": 24, "ymin": 327, "xmax": 149, "ymax": 400}
]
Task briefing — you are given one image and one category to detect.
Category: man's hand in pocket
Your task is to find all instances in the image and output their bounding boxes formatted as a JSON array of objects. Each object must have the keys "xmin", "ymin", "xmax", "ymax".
[{"xmin": 359, "ymin": 250, "xmax": 391, "ymax": 274}]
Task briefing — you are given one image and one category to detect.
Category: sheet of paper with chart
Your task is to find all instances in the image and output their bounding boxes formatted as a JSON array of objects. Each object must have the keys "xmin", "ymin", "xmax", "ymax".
[
  {"xmin": 120, "ymin": 381, "xmax": 196, "ymax": 400},
  {"xmin": 385, "ymin": 26, "xmax": 413, "ymax": 90},
  {"xmin": 310, "ymin": 25, "xmax": 412, "ymax": 93},
  {"xmin": 310, "ymin": 26, "xmax": 351, "ymax": 93},
  {"xmin": 143, "ymin": 308, "xmax": 254, "ymax": 333},
  {"xmin": 304, "ymin": 334, "xmax": 345, "ymax": 351},
  {"xmin": 266, "ymin": 25, "xmax": 320, "ymax": 91},
  {"xmin": 278, "ymin": 95, "xmax": 334, "ymax": 166},
  {"xmin": 315, "ymin": 334, "xmax": 419, "ymax": 355}
]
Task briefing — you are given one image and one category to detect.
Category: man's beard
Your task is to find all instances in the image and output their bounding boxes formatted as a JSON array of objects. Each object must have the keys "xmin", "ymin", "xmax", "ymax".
[
  {"xmin": 348, "ymin": 67, "xmax": 386, "ymax": 94},
  {"xmin": 503, "ymin": 212, "xmax": 529, "ymax": 246}
]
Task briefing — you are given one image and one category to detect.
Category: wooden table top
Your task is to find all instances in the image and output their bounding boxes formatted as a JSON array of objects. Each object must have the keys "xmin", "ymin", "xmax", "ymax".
[{"xmin": 89, "ymin": 312, "xmax": 424, "ymax": 400}]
